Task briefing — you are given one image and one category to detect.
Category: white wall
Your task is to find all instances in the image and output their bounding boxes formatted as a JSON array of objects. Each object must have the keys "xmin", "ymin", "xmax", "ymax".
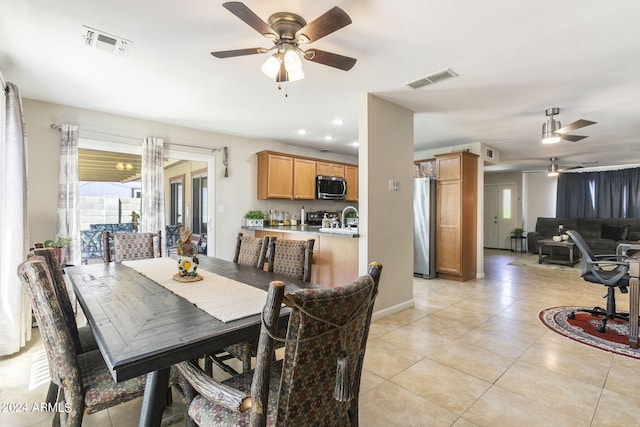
[
  {"xmin": 23, "ymin": 99, "xmax": 357, "ymax": 261},
  {"xmin": 359, "ymin": 94, "xmax": 414, "ymax": 317},
  {"xmin": 523, "ymin": 172, "xmax": 557, "ymax": 232}
]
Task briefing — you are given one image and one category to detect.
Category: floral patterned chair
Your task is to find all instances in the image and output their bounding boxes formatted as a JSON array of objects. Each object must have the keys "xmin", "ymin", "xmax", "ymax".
[
  {"xmin": 177, "ymin": 262, "xmax": 382, "ymax": 427},
  {"xmin": 232, "ymin": 232, "xmax": 271, "ymax": 269},
  {"xmin": 102, "ymin": 230, "xmax": 161, "ymax": 262},
  {"xmin": 30, "ymin": 248, "xmax": 99, "ymax": 403},
  {"xmin": 267, "ymin": 238, "xmax": 315, "ymax": 282},
  {"xmin": 17, "ymin": 257, "xmax": 152, "ymax": 427}
]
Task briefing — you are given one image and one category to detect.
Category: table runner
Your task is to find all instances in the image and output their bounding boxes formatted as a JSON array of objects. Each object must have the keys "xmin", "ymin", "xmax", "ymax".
[{"xmin": 122, "ymin": 258, "xmax": 267, "ymax": 323}]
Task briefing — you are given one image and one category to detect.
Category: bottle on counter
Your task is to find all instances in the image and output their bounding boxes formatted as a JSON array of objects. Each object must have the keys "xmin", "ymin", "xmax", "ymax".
[
  {"xmin": 300, "ymin": 206, "xmax": 305, "ymax": 225},
  {"xmin": 322, "ymin": 213, "xmax": 331, "ymax": 229}
]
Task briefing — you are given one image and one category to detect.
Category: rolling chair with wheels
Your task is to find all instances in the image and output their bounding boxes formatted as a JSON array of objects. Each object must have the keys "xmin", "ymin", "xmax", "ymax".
[{"xmin": 566, "ymin": 230, "xmax": 630, "ymax": 332}]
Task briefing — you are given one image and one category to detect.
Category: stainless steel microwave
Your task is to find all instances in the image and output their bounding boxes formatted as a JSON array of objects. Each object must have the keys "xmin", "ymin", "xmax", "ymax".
[{"xmin": 316, "ymin": 176, "xmax": 346, "ymax": 200}]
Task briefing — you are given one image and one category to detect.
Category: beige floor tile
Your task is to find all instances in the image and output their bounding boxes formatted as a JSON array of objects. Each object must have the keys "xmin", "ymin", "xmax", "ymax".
[
  {"xmin": 592, "ymin": 388, "xmax": 640, "ymax": 426},
  {"xmin": 495, "ymin": 361, "xmax": 600, "ymax": 424},
  {"xmin": 603, "ymin": 355, "xmax": 640, "ymax": 395},
  {"xmin": 427, "ymin": 339, "xmax": 516, "ymax": 383},
  {"xmin": 391, "ymin": 358, "xmax": 491, "ymax": 414},
  {"xmin": 376, "ymin": 323, "xmax": 454, "ymax": 358},
  {"xmin": 359, "ymin": 380, "xmax": 458, "ymax": 427},
  {"xmin": 362, "ymin": 339, "xmax": 425, "ymax": 379}
]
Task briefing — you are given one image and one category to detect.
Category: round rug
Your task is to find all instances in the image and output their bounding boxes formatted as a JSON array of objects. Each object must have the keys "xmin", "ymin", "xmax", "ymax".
[{"xmin": 539, "ymin": 306, "xmax": 640, "ymax": 360}]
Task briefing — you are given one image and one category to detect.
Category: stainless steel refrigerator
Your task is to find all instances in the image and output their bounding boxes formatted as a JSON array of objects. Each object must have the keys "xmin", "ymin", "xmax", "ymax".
[{"xmin": 414, "ymin": 177, "xmax": 436, "ymax": 278}]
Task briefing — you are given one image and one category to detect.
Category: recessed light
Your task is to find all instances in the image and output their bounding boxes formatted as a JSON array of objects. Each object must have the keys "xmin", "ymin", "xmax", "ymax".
[
  {"xmin": 324, "ymin": 136, "xmax": 333, "ymax": 141},
  {"xmin": 333, "ymin": 118, "xmax": 344, "ymax": 125},
  {"xmin": 297, "ymin": 129, "xmax": 307, "ymax": 135}
]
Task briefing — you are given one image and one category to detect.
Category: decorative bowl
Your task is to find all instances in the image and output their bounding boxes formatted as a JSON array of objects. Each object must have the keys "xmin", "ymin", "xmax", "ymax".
[{"xmin": 552, "ymin": 235, "xmax": 562, "ymax": 242}]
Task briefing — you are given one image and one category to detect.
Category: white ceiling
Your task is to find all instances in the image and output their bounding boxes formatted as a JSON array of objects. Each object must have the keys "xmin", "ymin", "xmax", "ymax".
[{"xmin": 3, "ymin": 0, "xmax": 640, "ymax": 172}]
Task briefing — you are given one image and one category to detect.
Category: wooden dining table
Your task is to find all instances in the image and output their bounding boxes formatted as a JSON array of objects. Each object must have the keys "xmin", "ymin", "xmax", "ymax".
[{"xmin": 65, "ymin": 256, "xmax": 317, "ymax": 427}]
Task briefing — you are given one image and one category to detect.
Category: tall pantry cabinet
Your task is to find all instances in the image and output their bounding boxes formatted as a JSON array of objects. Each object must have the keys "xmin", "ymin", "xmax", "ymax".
[{"xmin": 435, "ymin": 151, "xmax": 478, "ymax": 281}]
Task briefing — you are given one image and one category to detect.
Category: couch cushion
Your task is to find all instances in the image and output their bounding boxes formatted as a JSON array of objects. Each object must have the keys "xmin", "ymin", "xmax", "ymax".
[
  {"xmin": 616, "ymin": 218, "xmax": 640, "ymax": 240},
  {"xmin": 577, "ymin": 218, "xmax": 607, "ymax": 238},
  {"xmin": 536, "ymin": 217, "xmax": 578, "ymax": 237},
  {"xmin": 583, "ymin": 238, "xmax": 616, "ymax": 252},
  {"xmin": 601, "ymin": 223, "xmax": 630, "ymax": 241}
]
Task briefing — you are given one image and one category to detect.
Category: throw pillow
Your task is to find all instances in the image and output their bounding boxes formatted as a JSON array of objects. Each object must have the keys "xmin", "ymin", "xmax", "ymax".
[{"xmin": 601, "ymin": 223, "xmax": 630, "ymax": 241}]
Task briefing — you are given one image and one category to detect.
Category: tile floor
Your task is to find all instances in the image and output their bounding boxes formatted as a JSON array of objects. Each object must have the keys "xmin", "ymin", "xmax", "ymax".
[{"xmin": 2, "ymin": 250, "xmax": 640, "ymax": 426}]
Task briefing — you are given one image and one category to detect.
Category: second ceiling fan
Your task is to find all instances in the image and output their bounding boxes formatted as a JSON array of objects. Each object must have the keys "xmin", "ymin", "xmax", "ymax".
[
  {"xmin": 211, "ymin": 2, "xmax": 357, "ymax": 83},
  {"xmin": 542, "ymin": 107, "xmax": 596, "ymax": 144}
]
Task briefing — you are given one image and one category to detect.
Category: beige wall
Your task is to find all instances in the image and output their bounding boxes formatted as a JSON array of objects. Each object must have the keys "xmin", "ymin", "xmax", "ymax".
[
  {"xmin": 359, "ymin": 94, "xmax": 415, "ymax": 318},
  {"xmin": 23, "ymin": 98, "xmax": 357, "ymax": 261}
]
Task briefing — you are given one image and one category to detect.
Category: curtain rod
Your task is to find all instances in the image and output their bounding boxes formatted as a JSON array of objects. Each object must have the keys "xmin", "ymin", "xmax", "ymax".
[{"xmin": 50, "ymin": 123, "xmax": 223, "ymax": 153}]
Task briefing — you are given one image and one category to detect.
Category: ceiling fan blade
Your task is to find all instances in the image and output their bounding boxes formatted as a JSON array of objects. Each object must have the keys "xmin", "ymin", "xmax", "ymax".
[
  {"xmin": 295, "ymin": 6, "xmax": 352, "ymax": 43},
  {"xmin": 211, "ymin": 48, "xmax": 266, "ymax": 58},
  {"xmin": 560, "ymin": 134, "xmax": 588, "ymax": 142},
  {"xmin": 555, "ymin": 119, "xmax": 596, "ymax": 134},
  {"xmin": 304, "ymin": 49, "xmax": 356, "ymax": 71},
  {"xmin": 222, "ymin": 2, "xmax": 278, "ymax": 38}
]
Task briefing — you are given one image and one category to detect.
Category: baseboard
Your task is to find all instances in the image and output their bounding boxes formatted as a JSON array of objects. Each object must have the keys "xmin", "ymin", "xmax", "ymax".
[
  {"xmin": 371, "ymin": 299, "xmax": 415, "ymax": 322},
  {"xmin": 476, "ymin": 272, "xmax": 485, "ymax": 279}
]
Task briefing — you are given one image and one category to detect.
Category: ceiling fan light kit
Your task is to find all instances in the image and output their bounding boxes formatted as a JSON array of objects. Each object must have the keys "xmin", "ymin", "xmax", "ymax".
[
  {"xmin": 541, "ymin": 107, "xmax": 596, "ymax": 144},
  {"xmin": 212, "ymin": 2, "xmax": 356, "ymax": 87},
  {"xmin": 547, "ymin": 157, "xmax": 559, "ymax": 177}
]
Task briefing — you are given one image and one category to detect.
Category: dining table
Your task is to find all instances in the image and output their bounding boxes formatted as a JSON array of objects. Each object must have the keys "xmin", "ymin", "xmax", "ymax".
[{"xmin": 64, "ymin": 255, "xmax": 317, "ymax": 427}]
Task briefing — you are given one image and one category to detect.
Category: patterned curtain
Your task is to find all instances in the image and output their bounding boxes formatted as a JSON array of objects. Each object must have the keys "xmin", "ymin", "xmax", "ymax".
[
  {"xmin": 0, "ymin": 82, "xmax": 31, "ymax": 355},
  {"xmin": 56, "ymin": 125, "xmax": 81, "ymax": 266},
  {"xmin": 141, "ymin": 137, "xmax": 165, "ymax": 235}
]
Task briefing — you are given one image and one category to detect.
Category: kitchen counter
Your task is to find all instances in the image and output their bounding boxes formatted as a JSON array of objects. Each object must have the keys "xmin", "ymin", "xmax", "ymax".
[{"xmin": 242, "ymin": 224, "xmax": 359, "ymax": 238}]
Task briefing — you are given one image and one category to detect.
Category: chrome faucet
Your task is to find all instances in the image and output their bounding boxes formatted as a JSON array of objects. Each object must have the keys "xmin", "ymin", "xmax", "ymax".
[{"xmin": 341, "ymin": 206, "xmax": 359, "ymax": 230}]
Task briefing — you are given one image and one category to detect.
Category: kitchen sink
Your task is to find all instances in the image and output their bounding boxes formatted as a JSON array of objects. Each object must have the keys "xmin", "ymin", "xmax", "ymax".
[{"xmin": 319, "ymin": 227, "xmax": 359, "ymax": 235}]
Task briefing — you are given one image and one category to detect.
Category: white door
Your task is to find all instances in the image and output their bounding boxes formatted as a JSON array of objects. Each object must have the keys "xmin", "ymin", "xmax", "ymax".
[
  {"xmin": 484, "ymin": 185, "xmax": 500, "ymax": 248},
  {"xmin": 484, "ymin": 183, "xmax": 517, "ymax": 249}
]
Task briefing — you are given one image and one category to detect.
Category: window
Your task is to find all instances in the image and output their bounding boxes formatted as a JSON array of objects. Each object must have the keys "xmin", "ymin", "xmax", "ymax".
[
  {"xmin": 192, "ymin": 175, "xmax": 207, "ymax": 235},
  {"xmin": 502, "ymin": 188, "xmax": 512, "ymax": 219},
  {"xmin": 169, "ymin": 177, "xmax": 184, "ymax": 225}
]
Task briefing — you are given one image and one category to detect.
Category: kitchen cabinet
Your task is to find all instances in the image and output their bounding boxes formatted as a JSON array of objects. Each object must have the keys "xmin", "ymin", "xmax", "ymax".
[
  {"xmin": 293, "ymin": 158, "xmax": 316, "ymax": 200},
  {"xmin": 344, "ymin": 165, "xmax": 358, "ymax": 202},
  {"xmin": 257, "ymin": 152, "xmax": 294, "ymax": 199},
  {"xmin": 316, "ymin": 162, "xmax": 345, "ymax": 178},
  {"xmin": 435, "ymin": 151, "xmax": 478, "ymax": 281},
  {"xmin": 257, "ymin": 150, "xmax": 356, "ymax": 201}
]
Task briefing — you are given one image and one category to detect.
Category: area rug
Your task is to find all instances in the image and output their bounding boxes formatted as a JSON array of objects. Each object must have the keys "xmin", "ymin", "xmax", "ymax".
[
  {"xmin": 508, "ymin": 255, "xmax": 576, "ymax": 271},
  {"xmin": 539, "ymin": 306, "xmax": 640, "ymax": 359}
]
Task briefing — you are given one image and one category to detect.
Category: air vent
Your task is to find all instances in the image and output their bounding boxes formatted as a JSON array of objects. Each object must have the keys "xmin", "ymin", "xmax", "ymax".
[
  {"xmin": 406, "ymin": 68, "xmax": 458, "ymax": 89},
  {"xmin": 81, "ymin": 26, "xmax": 132, "ymax": 57}
]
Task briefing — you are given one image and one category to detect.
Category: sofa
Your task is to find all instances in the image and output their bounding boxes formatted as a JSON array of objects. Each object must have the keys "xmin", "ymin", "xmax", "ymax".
[{"xmin": 527, "ymin": 217, "xmax": 640, "ymax": 255}]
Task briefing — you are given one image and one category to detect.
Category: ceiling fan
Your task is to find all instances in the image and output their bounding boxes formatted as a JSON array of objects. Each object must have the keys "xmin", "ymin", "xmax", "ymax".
[
  {"xmin": 542, "ymin": 107, "xmax": 596, "ymax": 144},
  {"xmin": 546, "ymin": 157, "xmax": 599, "ymax": 176},
  {"xmin": 211, "ymin": 2, "xmax": 357, "ymax": 83}
]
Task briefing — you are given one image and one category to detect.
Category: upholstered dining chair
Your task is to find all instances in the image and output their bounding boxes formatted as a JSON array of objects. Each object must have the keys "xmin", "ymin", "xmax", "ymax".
[
  {"xmin": 177, "ymin": 261, "xmax": 383, "ymax": 427},
  {"xmin": 29, "ymin": 248, "xmax": 99, "ymax": 404},
  {"xmin": 566, "ymin": 230, "xmax": 630, "ymax": 332},
  {"xmin": 267, "ymin": 238, "xmax": 315, "ymax": 282},
  {"xmin": 17, "ymin": 257, "xmax": 159, "ymax": 427},
  {"xmin": 102, "ymin": 230, "xmax": 161, "ymax": 262},
  {"xmin": 233, "ymin": 232, "xmax": 271, "ymax": 269}
]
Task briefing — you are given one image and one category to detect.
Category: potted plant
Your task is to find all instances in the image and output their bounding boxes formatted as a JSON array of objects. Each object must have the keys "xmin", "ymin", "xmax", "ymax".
[
  {"xmin": 511, "ymin": 227, "xmax": 525, "ymax": 237},
  {"xmin": 244, "ymin": 210, "xmax": 265, "ymax": 227},
  {"xmin": 44, "ymin": 236, "xmax": 72, "ymax": 266}
]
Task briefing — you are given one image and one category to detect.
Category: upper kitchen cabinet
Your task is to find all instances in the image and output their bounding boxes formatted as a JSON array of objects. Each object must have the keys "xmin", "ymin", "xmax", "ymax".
[
  {"xmin": 434, "ymin": 151, "xmax": 478, "ymax": 282},
  {"xmin": 257, "ymin": 152, "xmax": 294, "ymax": 199},
  {"xmin": 316, "ymin": 161, "xmax": 345, "ymax": 178},
  {"xmin": 345, "ymin": 165, "xmax": 358, "ymax": 202},
  {"xmin": 293, "ymin": 158, "xmax": 316, "ymax": 200},
  {"xmin": 257, "ymin": 150, "xmax": 357, "ymax": 201}
]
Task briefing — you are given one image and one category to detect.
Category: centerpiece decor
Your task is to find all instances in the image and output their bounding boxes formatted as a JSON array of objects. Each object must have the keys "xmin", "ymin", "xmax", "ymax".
[{"xmin": 173, "ymin": 228, "xmax": 203, "ymax": 282}]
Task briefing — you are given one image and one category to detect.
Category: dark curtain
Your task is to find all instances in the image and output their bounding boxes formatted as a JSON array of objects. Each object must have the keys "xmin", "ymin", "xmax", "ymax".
[{"xmin": 556, "ymin": 167, "xmax": 640, "ymax": 217}]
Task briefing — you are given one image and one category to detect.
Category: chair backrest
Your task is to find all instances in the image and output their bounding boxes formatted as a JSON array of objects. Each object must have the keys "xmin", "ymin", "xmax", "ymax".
[
  {"xmin": 267, "ymin": 238, "xmax": 315, "ymax": 282},
  {"xmin": 566, "ymin": 230, "xmax": 598, "ymax": 276},
  {"xmin": 81, "ymin": 229, "xmax": 105, "ymax": 263},
  {"xmin": 233, "ymin": 232, "xmax": 270, "ymax": 269},
  {"xmin": 17, "ymin": 258, "xmax": 83, "ymax": 395},
  {"xmin": 103, "ymin": 230, "xmax": 161, "ymax": 262},
  {"xmin": 165, "ymin": 225, "xmax": 182, "ymax": 255},
  {"xmin": 29, "ymin": 248, "xmax": 83, "ymax": 354},
  {"xmin": 251, "ymin": 261, "xmax": 382, "ymax": 426}
]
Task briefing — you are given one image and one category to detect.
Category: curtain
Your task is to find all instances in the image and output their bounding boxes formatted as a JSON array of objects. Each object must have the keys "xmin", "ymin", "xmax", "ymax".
[
  {"xmin": 556, "ymin": 167, "xmax": 640, "ymax": 218},
  {"xmin": 141, "ymin": 137, "xmax": 165, "ymax": 235},
  {"xmin": 56, "ymin": 125, "xmax": 81, "ymax": 266},
  {"xmin": 0, "ymin": 82, "xmax": 31, "ymax": 355}
]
